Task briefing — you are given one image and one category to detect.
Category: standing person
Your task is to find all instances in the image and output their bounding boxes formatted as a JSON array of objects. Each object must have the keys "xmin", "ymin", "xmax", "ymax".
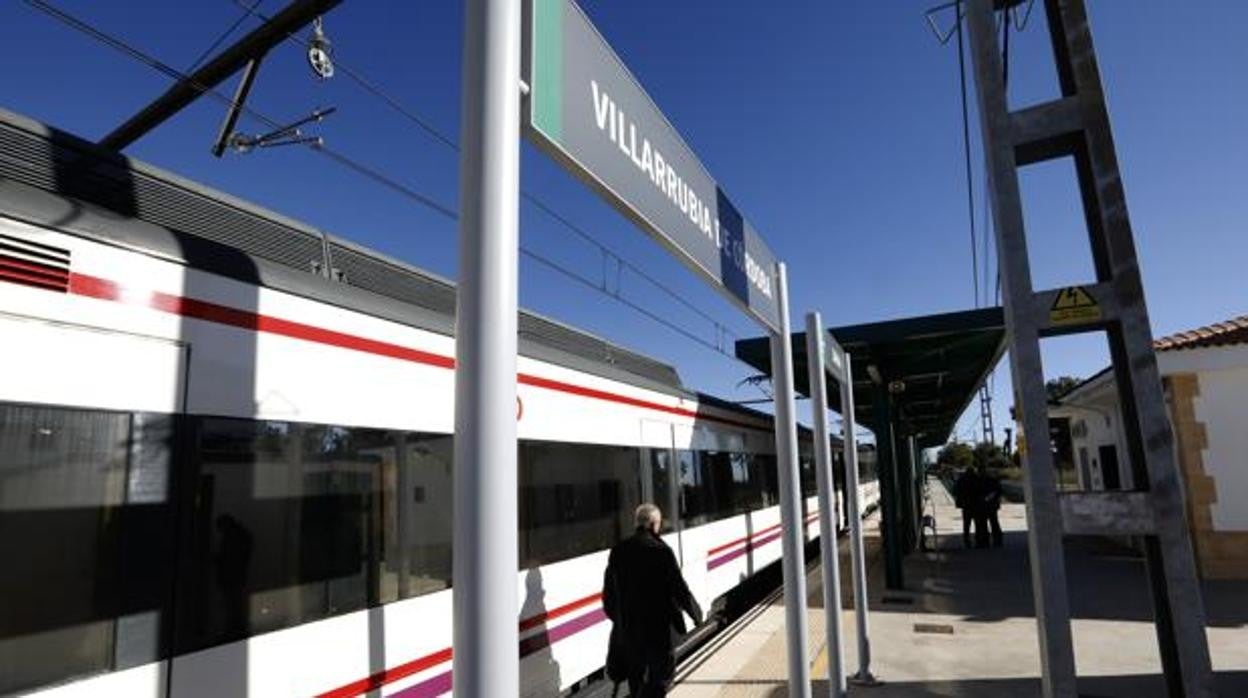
[
  {"xmin": 603, "ymin": 504, "xmax": 703, "ymax": 697},
  {"xmin": 980, "ymin": 466, "xmax": 1004, "ymax": 547},
  {"xmin": 952, "ymin": 467, "xmax": 981, "ymax": 548}
]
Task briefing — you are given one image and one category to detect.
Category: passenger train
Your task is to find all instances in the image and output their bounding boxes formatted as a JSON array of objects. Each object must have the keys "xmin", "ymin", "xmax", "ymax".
[{"xmin": 0, "ymin": 109, "xmax": 878, "ymax": 697}]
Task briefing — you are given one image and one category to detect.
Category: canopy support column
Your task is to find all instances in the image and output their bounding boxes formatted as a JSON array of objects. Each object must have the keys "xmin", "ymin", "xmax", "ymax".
[{"xmin": 872, "ymin": 381, "xmax": 904, "ymax": 590}]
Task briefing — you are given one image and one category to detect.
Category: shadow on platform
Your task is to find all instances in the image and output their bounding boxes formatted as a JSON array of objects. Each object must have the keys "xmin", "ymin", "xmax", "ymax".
[
  {"xmin": 801, "ymin": 671, "xmax": 1248, "ymax": 698},
  {"xmin": 844, "ymin": 520, "xmax": 1248, "ymax": 629},
  {"xmin": 681, "ymin": 486, "xmax": 1248, "ymax": 698}
]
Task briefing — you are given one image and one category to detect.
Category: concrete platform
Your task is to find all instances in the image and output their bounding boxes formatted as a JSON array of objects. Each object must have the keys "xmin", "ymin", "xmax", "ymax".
[{"xmin": 669, "ymin": 479, "xmax": 1248, "ymax": 697}]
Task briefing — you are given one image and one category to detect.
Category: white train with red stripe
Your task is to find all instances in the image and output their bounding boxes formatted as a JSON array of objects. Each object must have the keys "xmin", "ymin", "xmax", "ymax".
[{"xmin": 0, "ymin": 109, "xmax": 877, "ymax": 697}]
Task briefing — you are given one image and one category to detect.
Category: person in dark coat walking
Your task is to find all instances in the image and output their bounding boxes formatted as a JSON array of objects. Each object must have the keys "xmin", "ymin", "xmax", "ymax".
[
  {"xmin": 952, "ymin": 467, "xmax": 981, "ymax": 548},
  {"xmin": 603, "ymin": 503, "xmax": 703, "ymax": 697},
  {"xmin": 979, "ymin": 466, "xmax": 1004, "ymax": 547}
]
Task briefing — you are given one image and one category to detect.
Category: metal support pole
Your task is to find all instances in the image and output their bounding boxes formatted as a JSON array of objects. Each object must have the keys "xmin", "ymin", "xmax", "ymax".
[
  {"xmin": 452, "ymin": 0, "xmax": 521, "ymax": 696},
  {"xmin": 395, "ymin": 430, "xmax": 412, "ymax": 597},
  {"xmin": 965, "ymin": 2, "xmax": 1073, "ymax": 694},
  {"xmin": 872, "ymin": 383, "xmax": 904, "ymax": 589},
  {"xmin": 896, "ymin": 436, "xmax": 915, "ymax": 551},
  {"xmin": 211, "ymin": 57, "xmax": 262, "ymax": 157},
  {"xmin": 909, "ymin": 435, "xmax": 922, "ymax": 546},
  {"xmin": 99, "ymin": 0, "xmax": 344, "ymax": 150},
  {"xmin": 838, "ymin": 353, "xmax": 878, "ymax": 685},
  {"xmin": 805, "ymin": 313, "xmax": 845, "ymax": 697},
  {"xmin": 769, "ymin": 263, "xmax": 812, "ymax": 698}
]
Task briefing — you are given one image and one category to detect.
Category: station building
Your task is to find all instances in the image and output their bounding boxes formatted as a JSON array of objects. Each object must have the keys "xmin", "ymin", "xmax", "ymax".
[{"xmin": 1052, "ymin": 315, "xmax": 1248, "ymax": 579}]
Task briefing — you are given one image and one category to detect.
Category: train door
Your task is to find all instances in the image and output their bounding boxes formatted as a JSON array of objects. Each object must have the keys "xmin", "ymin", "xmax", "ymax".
[
  {"xmin": 0, "ymin": 312, "xmax": 188, "ymax": 698},
  {"xmin": 670, "ymin": 423, "xmax": 712, "ymax": 608},
  {"xmin": 640, "ymin": 420, "xmax": 680, "ymax": 563}
]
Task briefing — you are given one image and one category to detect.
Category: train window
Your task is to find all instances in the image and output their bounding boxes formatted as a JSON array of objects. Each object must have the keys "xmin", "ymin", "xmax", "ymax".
[
  {"xmin": 799, "ymin": 454, "xmax": 817, "ymax": 497},
  {"xmin": 116, "ymin": 413, "xmax": 180, "ymax": 671},
  {"xmin": 701, "ymin": 451, "xmax": 754, "ymax": 517},
  {"xmin": 0, "ymin": 404, "xmax": 129, "ymax": 694},
  {"xmin": 676, "ymin": 450, "xmax": 780, "ymax": 527},
  {"xmin": 301, "ymin": 425, "xmax": 388, "ymax": 614},
  {"xmin": 176, "ymin": 418, "xmax": 385, "ymax": 653},
  {"xmin": 731, "ymin": 452, "xmax": 768, "ymax": 512},
  {"xmin": 701, "ymin": 451, "xmax": 735, "ymax": 517},
  {"xmin": 387, "ymin": 433, "xmax": 453, "ymax": 600},
  {"xmin": 858, "ymin": 446, "xmax": 879, "ymax": 482},
  {"xmin": 676, "ymin": 449, "xmax": 710, "ymax": 527},
  {"xmin": 647, "ymin": 449, "xmax": 675, "ymax": 533},
  {"xmin": 518, "ymin": 441, "xmax": 640, "ymax": 568},
  {"xmin": 751, "ymin": 454, "xmax": 779, "ymax": 507}
]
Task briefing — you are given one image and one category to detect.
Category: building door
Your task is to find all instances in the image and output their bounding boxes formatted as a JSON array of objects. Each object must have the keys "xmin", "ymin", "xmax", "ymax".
[
  {"xmin": 1078, "ymin": 448, "xmax": 1092, "ymax": 491},
  {"xmin": 1099, "ymin": 445, "xmax": 1121, "ymax": 490}
]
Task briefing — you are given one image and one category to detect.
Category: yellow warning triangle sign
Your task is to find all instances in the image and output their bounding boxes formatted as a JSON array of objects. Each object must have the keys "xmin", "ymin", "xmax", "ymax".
[
  {"xmin": 1050, "ymin": 286, "xmax": 1100, "ymax": 325},
  {"xmin": 1052, "ymin": 286, "xmax": 1097, "ymax": 310}
]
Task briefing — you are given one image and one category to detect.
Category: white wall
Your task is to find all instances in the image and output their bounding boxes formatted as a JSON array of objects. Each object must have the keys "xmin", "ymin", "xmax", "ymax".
[
  {"xmin": 1159, "ymin": 344, "xmax": 1248, "ymax": 532},
  {"xmin": 1052, "ymin": 344, "xmax": 1248, "ymax": 530},
  {"xmin": 1054, "ymin": 374, "xmax": 1134, "ymax": 492},
  {"xmin": 1067, "ymin": 409, "xmax": 1126, "ymax": 491},
  {"xmin": 1194, "ymin": 363, "xmax": 1248, "ymax": 531}
]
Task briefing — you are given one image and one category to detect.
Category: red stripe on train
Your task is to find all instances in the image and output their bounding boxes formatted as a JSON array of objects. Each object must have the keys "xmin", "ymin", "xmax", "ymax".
[
  {"xmin": 518, "ymin": 592, "xmax": 603, "ymax": 632},
  {"xmin": 706, "ymin": 511, "xmax": 821, "ymax": 558},
  {"xmin": 69, "ymin": 273, "xmax": 456, "ymax": 368},
  {"xmin": 517, "ymin": 373, "xmax": 757, "ymax": 430},
  {"xmin": 0, "ymin": 271, "xmax": 798, "ymax": 696},
  {"xmin": 317, "ymin": 590, "xmax": 605, "ymax": 698},
  {"xmin": 61, "ymin": 272, "xmax": 767, "ymax": 431},
  {"xmin": 317, "ymin": 647, "xmax": 454, "ymax": 698}
]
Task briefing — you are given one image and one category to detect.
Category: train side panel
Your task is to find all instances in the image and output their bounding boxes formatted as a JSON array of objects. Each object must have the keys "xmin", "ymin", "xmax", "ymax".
[{"xmin": 0, "ymin": 218, "xmax": 876, "ymax": 698}]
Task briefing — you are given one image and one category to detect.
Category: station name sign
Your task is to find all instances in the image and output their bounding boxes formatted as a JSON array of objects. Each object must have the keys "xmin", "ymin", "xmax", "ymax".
[{"xmin": 525, "ymin": 0, "xmax": 782, "ymax": 331}]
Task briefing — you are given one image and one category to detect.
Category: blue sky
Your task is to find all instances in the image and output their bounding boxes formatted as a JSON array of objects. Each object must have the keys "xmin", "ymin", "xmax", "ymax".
[{"xmin": 3, "ymin": 1, "xmax": 1245, "ymax": 443}]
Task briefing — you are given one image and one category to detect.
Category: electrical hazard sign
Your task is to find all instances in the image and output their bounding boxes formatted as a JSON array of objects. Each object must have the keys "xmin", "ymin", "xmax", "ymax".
[{"xmin": 1050, "ymin": 286, "xmax": 1101, "ymax": 326}]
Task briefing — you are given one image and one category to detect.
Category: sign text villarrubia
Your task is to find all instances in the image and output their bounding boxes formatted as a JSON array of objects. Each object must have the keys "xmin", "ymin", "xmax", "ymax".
[{"xmin": 523, "ymin": 0, "xmax": 783, "ymax": 332}]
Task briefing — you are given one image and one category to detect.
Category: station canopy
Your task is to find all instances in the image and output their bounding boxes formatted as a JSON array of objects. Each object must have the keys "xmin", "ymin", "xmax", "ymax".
[{"xmin": 735, "ymin": 307, "xmax": 1007, "ymax": 449}]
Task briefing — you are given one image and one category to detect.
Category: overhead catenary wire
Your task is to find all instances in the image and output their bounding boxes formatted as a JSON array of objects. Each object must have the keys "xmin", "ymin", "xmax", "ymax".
[
  {"xmin": 988, "ymin": 171, "xmax": 1001, "ymax": 306},
  {"xmin": 231, "ymin": 0, "xmax": 457, "ymax": 151},
  {"xmin": 996, "ymin": 0, "xmax": 1011, "ymax": 307},
  {"xmin": 22, "ymin": 0, "xmax": 746, "ymax": 363},
  {"xmin": 949, "ymin": 2, "xmax": 1018, "ymax": 443},
  {"xmin": 188, "ymin": 0, "xmax": 265, "ymax": 71},
  {"xmin": 1001, "ymin": 3, "xmax": 1011, "ymax": 93},
  {"xmin": 21, "ymin": 0, "xmax": 458, "ymax": 220},
  {"xmin": 983, "ymin": 4, "xmax": 1022, "ymax": 440},
  {"xmin": 519, "ymin": 193, "xmax": 736, "ymax": 338},
  {"xmin": 228, "ymin": 0, "xmax": 741, "ymax": 343},
  {"xmin": 519, "ymin": 248, "xmax": 731, "ymax": 356},
  {"xmin": 983, "ymin": 174, "xmax": 992, "ymax": 308},
  {"xmin": 928, "ymin": 2, "xmax": 1021, "ymax": 444},
  {"xmin": 954, "ymin": 0, "xmax": 979, "ymax": 308}
]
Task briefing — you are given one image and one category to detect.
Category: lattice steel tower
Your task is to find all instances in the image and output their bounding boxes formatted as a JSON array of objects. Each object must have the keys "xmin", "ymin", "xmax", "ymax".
[{"xmin": 966, "ymin": 0, "xmax": 1214, "ymax": 695}]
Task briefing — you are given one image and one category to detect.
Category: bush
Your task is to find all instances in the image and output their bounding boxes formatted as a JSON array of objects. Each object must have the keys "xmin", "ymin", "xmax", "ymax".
[{"xmin": 988, "ymin": 465, "xmax": 1023, "ymax": 482}]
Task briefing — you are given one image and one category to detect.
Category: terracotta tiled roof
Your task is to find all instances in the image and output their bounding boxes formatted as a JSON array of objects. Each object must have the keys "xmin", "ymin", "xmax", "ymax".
[{"xmin": 1153, "ymin": 315, "xmax": 1248, "ymax": 351}]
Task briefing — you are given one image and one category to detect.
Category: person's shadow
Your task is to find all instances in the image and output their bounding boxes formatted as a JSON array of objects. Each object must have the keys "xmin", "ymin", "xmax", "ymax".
[{"xmin": 519, "ymin": 568, "xmax": 562, "ymax": 697}]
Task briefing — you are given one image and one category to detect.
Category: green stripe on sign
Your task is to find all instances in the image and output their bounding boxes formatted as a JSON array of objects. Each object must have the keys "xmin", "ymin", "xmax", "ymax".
[{"xmin": 532, "ymin": 0, "xmax": 563, "ymax": 142}]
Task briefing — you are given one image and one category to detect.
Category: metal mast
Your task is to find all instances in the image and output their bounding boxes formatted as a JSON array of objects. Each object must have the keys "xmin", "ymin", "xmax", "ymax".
[{"xmin": 965, "ymin": 0, "xmax": 1214, "ymax": 695}]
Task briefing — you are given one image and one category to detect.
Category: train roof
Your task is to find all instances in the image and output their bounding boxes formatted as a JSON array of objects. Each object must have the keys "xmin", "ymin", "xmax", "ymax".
[{"xmin": 0, "ymin": 107, "xmax": 750, "ymax": 407}]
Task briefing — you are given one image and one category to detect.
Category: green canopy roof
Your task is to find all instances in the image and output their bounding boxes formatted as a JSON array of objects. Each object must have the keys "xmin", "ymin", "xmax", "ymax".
[{"xmin": 734, "ymin": 307, "xmax": 1007, "ymax": 449}]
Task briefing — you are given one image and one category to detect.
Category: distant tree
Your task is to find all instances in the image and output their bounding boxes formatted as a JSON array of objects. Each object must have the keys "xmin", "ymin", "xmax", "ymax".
[
  {"xmin": 937, "ymin": 442, "xmax": 975, "ymax": 469},
  {"xmin": 972, "ymin": 440, "xmax": 1012, "ymax": 470},
  {"xmin": 1046, "ymin": 376, "xmax": 1082, "ymax": 402}
]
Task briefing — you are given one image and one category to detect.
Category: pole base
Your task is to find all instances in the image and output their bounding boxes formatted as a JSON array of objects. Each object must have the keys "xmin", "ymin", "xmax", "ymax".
[{"xmin": 849, "ymin": 671, "xmax": 882, "ymax": 687}]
